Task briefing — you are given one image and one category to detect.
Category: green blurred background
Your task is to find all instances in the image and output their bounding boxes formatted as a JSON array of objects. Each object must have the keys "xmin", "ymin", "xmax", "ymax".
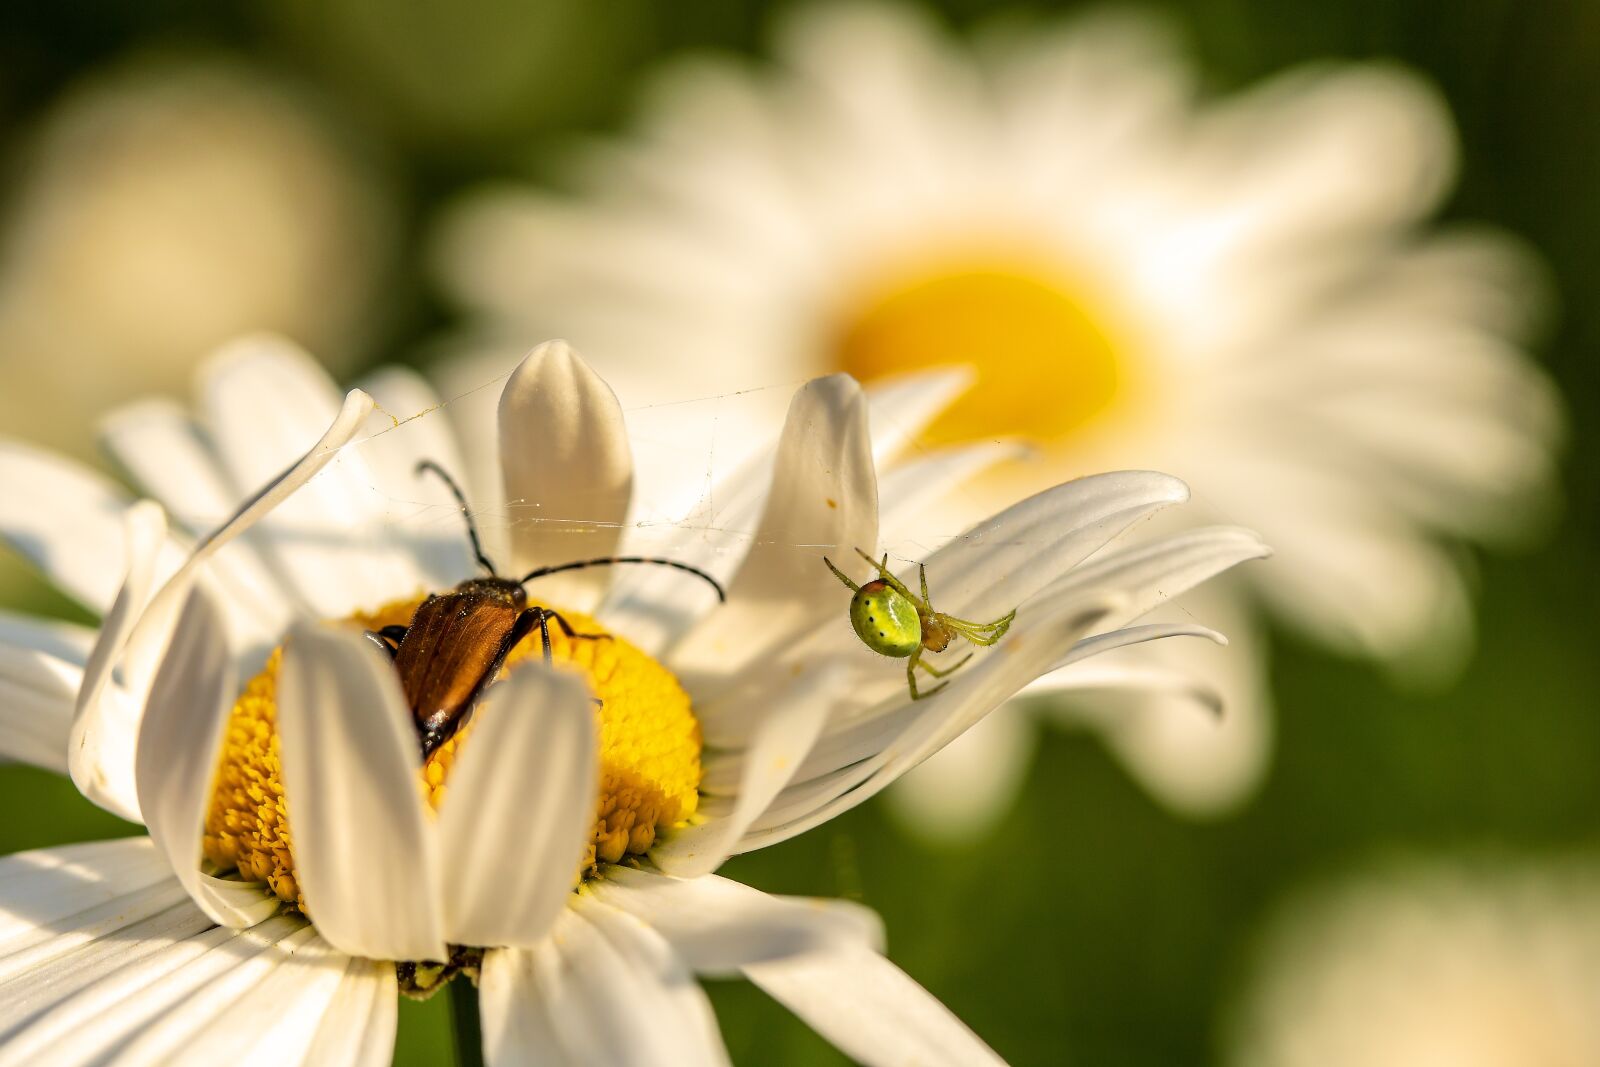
[{"xmin": 1, "ymin": 1, "xmax": 1597, "ymax": 1064}]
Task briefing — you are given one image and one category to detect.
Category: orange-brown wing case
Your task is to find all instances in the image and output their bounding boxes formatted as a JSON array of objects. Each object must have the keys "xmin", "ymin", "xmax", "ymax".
[{"xmin": 393, "ymin": 591, "xmax": 520, "ymax": 739}]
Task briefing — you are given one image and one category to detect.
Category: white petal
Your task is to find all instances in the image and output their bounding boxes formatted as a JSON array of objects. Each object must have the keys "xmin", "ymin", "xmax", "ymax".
[
  {"xmin": 863, "ymin": 367, "xmax": 974, "ymax": 464},
  {"xmin": 741, "ymin": 599, "xmax": 1119, "ymax": 851},
  {"xmin": 356, "ymin": 365, "xmax": 477, "ymax": 589},
  {"xmin": 303, "ymin": 956, "xmax": 399, "ymax": 1067},
  {"xmin": 904, "ymin": 470, "xmax": 1192, "ymax": 626},
  {"xmin": 483, "ymin": 901, "xmax": 731, "ymax": 1067},
  {"xmin": 654, "ymin": 665, "xmax": 843, "ymax": 876},
  {"xmin": 120, "ymin": 380, "xmax": 378, "ymax": 701},
  {"xmin": 499, "ymin": 340, "xmax": 633, "ymax": 608},
  {"xmin": 0, "ymin": 638, "xmax": 80, "ymax": 773},
  {"xmin": 727, "ymin": 471, "xmax": 1198, "ymax": 707},
  {"xmin": 0, "ymin": 892, "xmax": 224, "ymax": 1045},
  {"xmin": 876, "ymin": 441, "xmax": 1025, "ymax": 558},
  {"xmin": 199, "ymin": 334, "xmax": 421, "ymax": 617},
  {"xmin": 0, "ymin": 609, "xmax": 95, "ymax": 665},
  {"xmin": 431, "ymin": 342, "xmax": 520, "ymax": 568},
  {"xmin": 100, "ymin": 398, "xmax": 296, "ymax": 650},
  {"xmin": 1030, "ymin": 526, "xmax": 1271, "ymax": 629},
  {"xmin": 276, "ymin": 621, "xmax": 445, "ymax": 961},
  {"xmin": 438, "ymin": 666, "xmax": 597, "ymax": 948},
  {"xmin": 1056, "ymin": 587, "xmax": 1274, "ymax": 816},
  {"xmin": 745, "ymin": 940, "xmax": 1004, "ymax": 1067},
  {"xmin": 588, "ymin": 867, "xmax": 882, "ymax": 975},
  {"xmin": 670, "ymin": 375, "xmax": 878, "ymax": 688},
  {"xmin": 135, "ymin": 586, "xmax": 278, "ymax": 928},
  {"xmin": 71, "ymin": 500, "xmax": 169, "ymax": 822},
  {"xmin": 3, "ymin": 915, "xmax": 328, "ymax": 1067},
  {"xmin": 0, "ymin": 840, "xmax": 182, "ymax": 966},
  {"xmin": 479, "ymin": 948, "xmax": 577, "ymax": 1067},
  {"xmin": 883, "ymin": 709, "xmax": 1037, "ymax": 845},
  {"xmin": 0, "ymin": 439, "xmax": 179, "ymax": 615},
  {"xmin": 149, "ymin": 931, "xmax": 352, "ymax": 1067}
]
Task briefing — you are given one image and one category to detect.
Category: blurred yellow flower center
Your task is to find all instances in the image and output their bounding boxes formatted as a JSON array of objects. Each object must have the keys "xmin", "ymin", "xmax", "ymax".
[
  {"xmin": 833, "ymin": 252, "xmax": 1127, "ymax": 445},
  {"xmin": 202, "ymin": 595, "xmax": 701, "ymax": 913}
]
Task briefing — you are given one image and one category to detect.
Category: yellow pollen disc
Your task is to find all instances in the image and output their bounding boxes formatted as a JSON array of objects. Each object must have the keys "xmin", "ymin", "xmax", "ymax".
[
  {"xmin": 833, "ymin": 249, "xmax": 1131, "ymax": 446},
  {"xmin": 202, "ymin": 595, "xmax": 701, "ymax": 914}
]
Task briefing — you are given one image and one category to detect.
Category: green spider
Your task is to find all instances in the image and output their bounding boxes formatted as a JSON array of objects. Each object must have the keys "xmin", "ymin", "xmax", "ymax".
[{"xmin": 824, "ymin": 547, "xmax": 1018, "ymax": 701}]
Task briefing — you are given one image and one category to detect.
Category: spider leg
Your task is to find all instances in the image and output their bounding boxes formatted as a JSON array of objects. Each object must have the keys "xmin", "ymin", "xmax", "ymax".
[
  {"xmin": 918, "ymin": 563, "xmax": 932, "ymax": 609},
  {"xmin": 939, "ymin": 607, "xmax": 1017, "ymax": 646},
  {"xmin": 823, "ymin": 555, "xmax": 862, "ymax": 592},
  {"xmin": 916, "ymin": 651, "xmax": 972, "ymax": 679},
  {"xmin": 906, "ymin": 647, "xmax": 950, "ymax": 701}
]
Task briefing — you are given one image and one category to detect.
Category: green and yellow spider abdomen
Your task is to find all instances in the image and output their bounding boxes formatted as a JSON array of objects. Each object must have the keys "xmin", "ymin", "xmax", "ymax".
[{"xmin": 850, "ymin": 579, "xmax": 923, "ymax": 658}]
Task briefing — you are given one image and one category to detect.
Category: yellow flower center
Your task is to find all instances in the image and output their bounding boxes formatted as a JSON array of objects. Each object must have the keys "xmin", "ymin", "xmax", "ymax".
[
  {"xmin": 832, "ymin": 246, "xmax": 1136, "ymax": 446},
  {"xmin": 202, "ymin": 595, "xmax": 701, "ymax": 914}
]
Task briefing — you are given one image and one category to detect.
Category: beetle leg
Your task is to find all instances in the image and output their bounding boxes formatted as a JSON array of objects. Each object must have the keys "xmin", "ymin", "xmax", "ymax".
[{"xmin": 537, "ymin": 610, "xmax": 613, "ymax": 656}]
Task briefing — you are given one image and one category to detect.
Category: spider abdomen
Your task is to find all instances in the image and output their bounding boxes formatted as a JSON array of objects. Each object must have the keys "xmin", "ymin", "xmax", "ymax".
[{"xmin": 849, "ymin": 579, "xmax": 923, "ymax": 658}]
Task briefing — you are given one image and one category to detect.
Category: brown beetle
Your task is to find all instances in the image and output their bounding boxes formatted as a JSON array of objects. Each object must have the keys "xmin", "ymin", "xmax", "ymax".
[{"xmin": 367, "ymin": 461, "xmax": 725, "ymax": 757}]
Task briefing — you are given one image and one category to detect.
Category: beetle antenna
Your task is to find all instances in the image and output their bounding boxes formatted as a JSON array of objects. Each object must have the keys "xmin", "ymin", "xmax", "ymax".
[
  {"xmin": 519, "ymin": 556, "xmax": 726, "ymax": 602},
  {"xmin": 416, "ymin": 460, "xmax": 497, "ymax": 576}
]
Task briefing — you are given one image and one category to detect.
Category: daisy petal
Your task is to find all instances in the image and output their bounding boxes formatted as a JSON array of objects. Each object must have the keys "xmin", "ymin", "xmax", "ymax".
[
  {"xmin": 136, "ymin": 586, "xmax": 278, "ymax": 928},
  {"xmin": 1032, "ymin": 526, "xmax": 1271, "ymax": 628},
  {"xmin": 479, "ymin": 948, "xmax": 576, "ymax": 1067},
  {"xmin": 356, "ymin": 366, "xmax": 476, "ymax": 589},
  {"xmin": 70, "ymin": 500, "xmax": 169, "ymax": 822},
  {"xmin": 100, "ymin": 398, "xmax": 297, "ymax": 650},
  {"xmin": 0, "ymin": 439, "xmax": 180, "ymax": 615},
  {"xmin": 119, "ymin": 381, "xmax": 378, "ymax": 700},
  {"xmin": 588, "ymin": 867, "xmax": 883, "ymax": 975},
  {"xmin": 0, "ymin": 609, "xmax": 95, "ymax": 666},
  {"xmin": 863, "ymin": 367, "xmax": 974, "ymax": 463},
  {"xmin": 745, "ymin": 940, "xmax": 1005, "ymax": 1067},
  {"xmin": 438, "ymin": 666, "xmax": 597, "ymax": 949},
  {"xmin": 655, "ymin": 665, "xmax": 844, "ymax": 876},
  {"xmin": 499, "ymin": 340, "xmax": 633, "ymax": 608},
  {"xmin": 742, "ymin": 599, "xmax": 1119, "ymax": 851},
  {"xmin": 1040, "ymin": 582, "xmax": 1273, "ymax": 815},
  {"xmin": 0, "ymin": 840, "xmax": 181, "ymax": 967},
  {"xmin": 484, "ymin": 901, "xmax": 732, "ymax": 1067},
  {"xmin": 0, "ymin": 639, "xmax": 80, "ymax": 773},
  {"xmin": 0, "ymin": 894, "xmax": 224, "ymax": 1047},
  {"xmin": 883, "ymin": 710, "xmax": 1035, "ymax": 844},
  {"xmin": 304, "ymin": 957, "xmax": 399, "ymax": 1067},
  {"xmin": 670, "ymin": 375, "xmax": 878, "ymax": 686},
  {"xmin": 145, "ymin": 931, "xmax": 352, "ymax": 1067},
  {"xmin": 199, "ymin": 335, "xmax": 420, "ymax": 618},
  {"xmin": 276, "ymin": 622, "xmax": 446, "ymax": 961},
  {"xmin": 0, "ymin": 915, "xmax": 328, "ymax": 1067},
  {"xmin": 908, "ymin": 470, "xmax": 1192, "ymax": 624},
  {"xmin": 876, "ymin": 441, "xmax": 1025, "ymax": 555}
]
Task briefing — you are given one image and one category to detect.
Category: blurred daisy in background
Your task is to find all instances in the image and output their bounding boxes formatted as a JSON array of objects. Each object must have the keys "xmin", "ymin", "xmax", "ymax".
[
  {"xmin": 433, "ymin": 0, "xmax": 1563, "ymax": 831},
  {"xmin": 0, "ymin": 53, "xmax": 396, "ymax": 459},
  {"xmin": 0, "ymin": 337, "xmax": 1263, "ymax": 1063},
  {"xmin": 1225, "ymin": 856, "xmax": 1600, "ymax": 1067}
]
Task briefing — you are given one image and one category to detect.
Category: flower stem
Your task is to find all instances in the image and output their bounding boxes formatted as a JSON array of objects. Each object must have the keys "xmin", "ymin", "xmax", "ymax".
[{"xmin": 449, "ymin": 977, "xmax": 485, "ymax": 1067}]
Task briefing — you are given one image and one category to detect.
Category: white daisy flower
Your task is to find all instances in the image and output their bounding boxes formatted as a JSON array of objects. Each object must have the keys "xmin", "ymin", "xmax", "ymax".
[
  {"xmin": 433, "ymin": 0, "xmax": 1562, "ymax": 826},
  {"xmin": 0, "ymin": 336, "xmax": 1264, "ymax": 1064},
  {"xmin": 1225, "ymin": 856, "xmax": 1600, "ymax": 1067}
]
